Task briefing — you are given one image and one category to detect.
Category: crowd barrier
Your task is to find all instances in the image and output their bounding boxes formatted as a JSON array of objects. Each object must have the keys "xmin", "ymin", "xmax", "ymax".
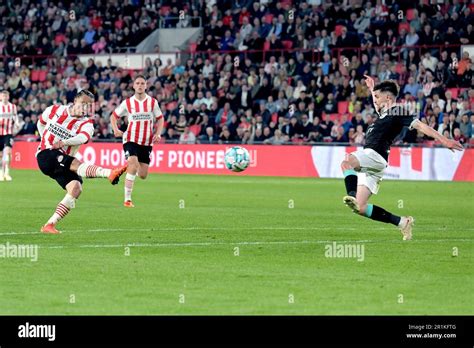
[{"xmin": 11, "ymin": 142, "xmax": 474, "ymax": 181}]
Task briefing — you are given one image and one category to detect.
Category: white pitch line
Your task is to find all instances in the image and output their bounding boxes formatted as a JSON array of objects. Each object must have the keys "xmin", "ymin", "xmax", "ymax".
[
  {"xmin": 2, "ymin": 226, "xmax": 474, "ymax": 236},
  {"xmin": 38, "ymin": 238, "xmax": 474, "ymax": 250}
]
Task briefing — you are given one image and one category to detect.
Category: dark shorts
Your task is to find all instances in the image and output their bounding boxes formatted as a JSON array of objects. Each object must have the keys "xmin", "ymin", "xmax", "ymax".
[
  {"xmin": 0, "ymin": 135, "xmax": 14, "ymax": 151},
  {"xmin": 123, "ymin": 142, "xmax": 152, "ymax": 165},
  {"xmin": 37, "ymin": 149, "xmax": 83, "ymax": 190}
]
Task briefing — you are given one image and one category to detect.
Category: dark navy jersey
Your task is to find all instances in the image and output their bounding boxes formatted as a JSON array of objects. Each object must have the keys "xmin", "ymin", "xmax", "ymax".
[{"xmin": 364, "ymin": 105, "xmax": 417, "ymax": 161}]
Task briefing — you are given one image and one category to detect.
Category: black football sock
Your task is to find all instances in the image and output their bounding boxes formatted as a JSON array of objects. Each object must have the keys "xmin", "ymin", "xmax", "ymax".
[
  {"xmin": 365, "ymin": 204, "xmax": 401, "ymax": 226},
  {"xmin": 343, "ymin": 169, "xmax": 357, "ymax": 197}
]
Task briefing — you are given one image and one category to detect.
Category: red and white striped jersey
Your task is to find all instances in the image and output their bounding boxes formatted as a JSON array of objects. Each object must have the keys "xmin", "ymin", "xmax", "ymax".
[
  {"xmin": 113, "ymin": 95, "xmax": 163, "ymax": 146},
  {"xmin": 0, "ymin": 102, "xmax": 19, "ymax": 136},
  {"xmin": 37, "ymin": 104, "xmax": 94, "ymax": 156}
]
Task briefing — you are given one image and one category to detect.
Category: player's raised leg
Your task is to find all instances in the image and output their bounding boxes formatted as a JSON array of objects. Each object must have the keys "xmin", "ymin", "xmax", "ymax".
[
  {"xmin": 341, "ymin": 154, "xmax": 360, "ymax": 211},
  {"xmin": 69, "ymin": 159, "xmax": 127, "ymax": 185},
  {"xmin": 340, "ymin": 154, "xmax": 414, "ymax": 240},
  {"xmin": 355, "ymin": 184, "xmax": 414, "ymax": 240},
  {"xmin": 41, "ymin": 180, "xmax": 82, "ymax": 234}
]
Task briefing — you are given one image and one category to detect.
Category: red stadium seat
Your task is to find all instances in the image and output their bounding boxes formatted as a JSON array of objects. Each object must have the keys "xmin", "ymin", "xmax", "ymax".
[
  {"xmin": 263, "ymin": 40, "xmax": 270, "ymax": 51},
  {"xmin": 31, "ymin": 70, "xmax": 40, "ymax": 82},
  {"xmin": 282, "ymin": 40, "xmax": 293, "ymax": 50},
  {"xmin": 189, "ymin": 124, "xmax": 201, "ymax": 136},
  {"xmin": 395, "ymin": 62, "xmax": 404, "ymax": 74},
  {"xmin": 55, "ymin": 33, "xmax": 66, "ymax": 45},
  {"xmin": 406, "ymin": 9, "xmax": 416, "ymax": 21},
  {"xmin": 166, "ymin": 101, "xmax": 178, "ymax": 111},
  {"xmin": 335, "ymin": 25, "xmax": 345, "ymax": 37},
  {"xmin": 264, "ymin": 14, "xmax": 274, "ymax": 25},
  {"xmin": 189, "ymin": 42, "xmax": 197, "ymax": 54},
  {"xmin": 337, "ymin": 101, "xmax": 348, "ymax": 114},
  {"xmin": 398, "ymin": 22, "xmax": 410, "ymax": 35},
  {"xmin": 329, "ymin": 113, "xmax": 340, "ymax": 121},
  {"xmin": 160, "ymin": 6, "xmax": 171, "ymax": 15},
  {"xmin": 271, "ymin": 113, "xmax": 278, "ymax": 124},
  {"xmin": 38, "ymin": 70, "xmax": 47, "ymax": 82},
  {"xmin": 447, "ymin": 88, "xmax": 459, "ymax": 99}
]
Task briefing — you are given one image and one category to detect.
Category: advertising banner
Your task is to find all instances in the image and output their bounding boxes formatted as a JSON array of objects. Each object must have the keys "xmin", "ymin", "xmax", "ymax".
[{"xmin": 11, "ymin": 142, "xmax": 474, "ymax": 181}]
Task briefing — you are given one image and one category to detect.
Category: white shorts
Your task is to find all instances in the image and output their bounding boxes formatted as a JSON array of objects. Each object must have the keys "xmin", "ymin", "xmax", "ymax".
[{"xmin": 350, "ymin": 148, "xmax": 388, "ymax": 195}]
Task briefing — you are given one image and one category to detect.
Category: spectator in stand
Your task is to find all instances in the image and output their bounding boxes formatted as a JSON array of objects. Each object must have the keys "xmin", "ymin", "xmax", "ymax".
[
  {"xmin": 459, "ymin": 114, "xmax": 472, "ymax": 139},
  {"xmin": 352, "ymin": 125, "xmax": 365, "ymax": 145},
  {"xmin": 453, "ymin": 128, "xmax": 467, "ymax": 144},
  {"xmin": 447, "ymin": 113, "xmax": 460, "ymax": 138},
  {"xmin": 200, "ymin": 127, "xmax": 219, "ymax": 144},
  {"xmin": 179, "ymin": 126, "xmax": 197, "ymax": 144}
]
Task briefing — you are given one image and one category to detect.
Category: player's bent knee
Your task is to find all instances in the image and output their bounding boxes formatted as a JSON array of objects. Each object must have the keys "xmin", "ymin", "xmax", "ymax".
[
  {"xmin": 138, "ymin": 173, "xmax": 147, "ymax": 179},
  {"xmin": 67, "ymin": 181, "xmax": 82, "ymax": 198}
]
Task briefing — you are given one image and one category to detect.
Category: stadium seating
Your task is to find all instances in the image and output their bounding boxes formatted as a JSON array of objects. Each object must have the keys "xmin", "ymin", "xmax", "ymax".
[
  {"xmin": 338, "ymin": 102, "xmax": 349, "ymax": 115},
  {"xmin": 0, "ymin": 0, "xmax": 471, "ymax": 146}
]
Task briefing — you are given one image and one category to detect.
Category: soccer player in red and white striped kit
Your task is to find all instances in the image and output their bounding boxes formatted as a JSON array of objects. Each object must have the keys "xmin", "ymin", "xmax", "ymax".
[
  {"xmin": 36, "ymin": 90, "xmax": 127, "ymax": 234},
  {"xmin": 0, "ymin": 90, "xmax": 21, "ymax": 181},
  {"xmin": 110, "ymin": 75, "xmax": 164, "ymax": 207}
]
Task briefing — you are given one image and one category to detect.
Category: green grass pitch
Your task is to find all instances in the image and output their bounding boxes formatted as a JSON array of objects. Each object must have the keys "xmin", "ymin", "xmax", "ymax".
[{"xmin": 0, "ymin": 169, "xmax": 472, "ymax": 315}]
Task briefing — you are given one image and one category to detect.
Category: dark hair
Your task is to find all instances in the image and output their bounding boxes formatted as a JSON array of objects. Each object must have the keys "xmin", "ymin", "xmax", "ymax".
[
  {"xmin": 134, "ymin": 74, "xmax": 147, "ymax": 82},
  {"xmin": 373, "ymin": 80, "xmax": 399, "ymax": 98},
  {"xmin": 74, "ymin": 89, "xmax": 94, "ymax": 100}
]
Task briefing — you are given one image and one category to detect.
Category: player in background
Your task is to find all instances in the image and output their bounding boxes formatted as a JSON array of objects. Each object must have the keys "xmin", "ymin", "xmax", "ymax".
[
  {"xmin": 341, "ymin": 77, "xmax": 463, "ymax": 240},
  {"xmin": 37, "ymin": 90, "xmax": 127, "ymax": 234},
  {"xmin": 0, "ymin": 91, "xmax": 21, "ymax": 181},
  {"xmin": 110, "ymin": 75, "xmax": 164, "ymax": 207}
]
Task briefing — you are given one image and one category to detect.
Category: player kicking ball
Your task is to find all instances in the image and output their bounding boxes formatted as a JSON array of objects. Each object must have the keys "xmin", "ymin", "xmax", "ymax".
[
  {"xmin": 36, "ymin": 90, "xmax": 127, "ymax": 234},
  {"xmin": 341, "ymin": 77, "xmax": 463, "ymax": 240},
  {"xmin": 110, "ymin": 74, "xmax": 164, "ymax": 207},
  {"xmin": 0, "ymin": 90, "xmax": 21, "ymax": 181}
]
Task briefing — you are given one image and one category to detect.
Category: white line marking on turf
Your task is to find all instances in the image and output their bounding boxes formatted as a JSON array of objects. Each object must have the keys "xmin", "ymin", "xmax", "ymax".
[
  {"xmin": 2, "ymin": 226, "xmax": 474, "ymax": 236},
  {"xmin": 39, "ymin": 238, "xmax": 474, "ymax": 250}
]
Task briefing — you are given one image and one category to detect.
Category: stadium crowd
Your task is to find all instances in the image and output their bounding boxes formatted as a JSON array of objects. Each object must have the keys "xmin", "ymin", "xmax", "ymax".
[{"xmin": 0, "ymin": 0, "xmax": 473, "ymax": 145}]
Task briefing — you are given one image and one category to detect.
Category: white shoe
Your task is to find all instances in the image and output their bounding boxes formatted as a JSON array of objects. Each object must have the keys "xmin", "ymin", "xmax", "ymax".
[
  {"xmin": 400, "ymin": 216, "xmax": 415, "ymax": 240},
  {"xmin": 4, "ymin": 174, "xmax": 12, "ymax": 181},
  {"xmin": 343, "ymin": 195, "xmax": 359, "ymax": 213},
  {"xmin": 0, "ymin": 174, "xmax": 4, "ymax": 181}
]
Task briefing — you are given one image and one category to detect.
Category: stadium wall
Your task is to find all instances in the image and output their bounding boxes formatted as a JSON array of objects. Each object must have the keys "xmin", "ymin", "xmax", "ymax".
[{"xmin": 11, "ymin": 142, "xmax": 474, "ymax": 181}]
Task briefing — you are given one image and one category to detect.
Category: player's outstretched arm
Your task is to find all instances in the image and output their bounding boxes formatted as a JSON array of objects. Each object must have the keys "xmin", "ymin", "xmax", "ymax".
[
  {"xmin": 411, "ymin": 119, "xmax": 464, "ymax": 152},
  {"xmin": 363, "ymin": 75, "xmax": 375, "ymax": 93}
]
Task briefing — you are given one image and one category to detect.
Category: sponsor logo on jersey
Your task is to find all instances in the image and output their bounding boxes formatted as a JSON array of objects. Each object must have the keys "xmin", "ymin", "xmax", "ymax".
[
  {"xmin": 47, "ymin": 124, "xmax": 73, "ymax": 140},
  {"xmin": 131, "ymin": 113, "xmax": 153, "ymax": 121}
]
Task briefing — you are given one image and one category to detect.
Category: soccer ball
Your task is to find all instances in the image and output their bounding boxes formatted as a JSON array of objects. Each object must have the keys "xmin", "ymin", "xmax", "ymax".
[{"xmin": 224, "ymin": 146, "xmax": 250, "ymax": 172}]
